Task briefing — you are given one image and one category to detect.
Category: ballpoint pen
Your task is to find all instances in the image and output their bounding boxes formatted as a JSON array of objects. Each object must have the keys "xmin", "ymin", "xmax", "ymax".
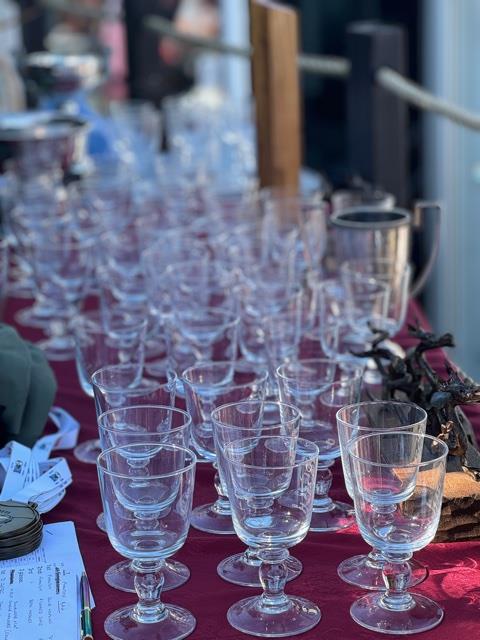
[{"xmin": 80, "ymin": 571, "xmax": 94, "ymax": 640}]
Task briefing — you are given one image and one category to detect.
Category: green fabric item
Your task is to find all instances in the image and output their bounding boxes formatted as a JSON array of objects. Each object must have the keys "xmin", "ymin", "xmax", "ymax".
[{"xmin": 0, "ymin": 324, "xmax": 57, "ymax": 448}]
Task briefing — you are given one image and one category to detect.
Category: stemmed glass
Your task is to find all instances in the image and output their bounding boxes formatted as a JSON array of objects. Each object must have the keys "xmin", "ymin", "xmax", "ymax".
[
  {"xmin": 223, "ymin": 435, "xmax": 321, "ymax": 637},
  {"xmin": 340, "ymin": 258, "xmax": 412, "ymax": 369},
  {"xmin": 336, "ymin": 401, "xmax": 429, "ymax": 589},
  {"xmin": 348, "ymin": 432, "xmax": 448, "ymax": 634},
  {"xmin": 277, "ymin": 359, "xmax": 362, "ymax": 531},
  {"xmin": 31, "ymin": 229, "xmax": 97, "ymax": 360},
  {"xmin": 182, "ymin": 361, "xmax": 268, "ymax": 533},
  {"xmin": 72, "ymin": 309, "xmax": 148, "ymax": 463},
  {"xmin": 97, "ymin": 442, "xmax": 196, "ymax": 640},
  {"xmin": 212, "ymin": 400, "xmax": 303, "ymax": 588},
  {"xmin": 166, "ymin": 307, "xmax": 239, "ymax": 393},
  {"xmin": 97, "ymin": 405, "xmax": 192, "ymax": 596},
  {"xmin": 92, "ymin": 364, "xmax": 176, "ymax": 533}
]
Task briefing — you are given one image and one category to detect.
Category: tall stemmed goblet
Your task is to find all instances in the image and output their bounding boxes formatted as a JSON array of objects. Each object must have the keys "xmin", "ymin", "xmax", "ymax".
[
  {"xmin": 340, "ymin": 259, "xmax": 411, "ymax": 340},
  {"xmin": 310, "ymin": 278, "xmax": 375, "ymax": 363},
  {"xmin": 72, "ymin": 310, "xmax": 148, "ymax": 463},
  {"xmin": 340, "ymin": 258, "xmax": 412, "ymax": 381},
  {"xmin": 277, "ymin": 359, "xmax": 362, "ymax": 531},
  {"xmin": 98, "ymin": 442, "xmax": 196, "ymax": 640},
  {"xmin": 182, "ymin": 361, "xmax": 268, "ymax": 534},
  {"xmin": 337, "ymin": 401, "xmax": 428, "ymax": 590},
  {"xmin": 224, "ymin": 435, "xmax": 320, "ymax": 637},
  {"xmin": 348, "ymin": 432, "xmax": 448, "ymax": 634},
  {"xmin": 166, "ymin": 307, "xmax": 239, "ymax": 395},
  {"xmin": 341, "ymin": 272, "xmax": 391, "ymax": 342},
  {"xmin": 212, "ymin": 400, "xmax": 303, "ymax": 588},
  {"xmin": 92, "ymin": 363, "xmax": 176, "ymax": 535},
  {"xmin": 97, "ymin": 405, "xmax": 191, "ymax": 596},
  {"xmin": 31, "ymin": 230, "xmax": 97, "ymax": 360}
]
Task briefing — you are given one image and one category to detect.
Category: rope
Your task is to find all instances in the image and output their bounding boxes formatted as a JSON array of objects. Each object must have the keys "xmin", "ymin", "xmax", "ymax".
[
  {"xmin": 376, "ymin": 67, "xmax": 480, "ymax": 131},
  {"xmin": 35, "ymin": 5, "xmax": 480, "ymax": 132}
]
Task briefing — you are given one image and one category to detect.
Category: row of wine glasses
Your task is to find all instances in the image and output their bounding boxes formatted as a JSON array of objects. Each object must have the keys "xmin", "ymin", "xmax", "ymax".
[{"xmin": 96, "ymin": 399, "xmax": 448, "ymax": 639}]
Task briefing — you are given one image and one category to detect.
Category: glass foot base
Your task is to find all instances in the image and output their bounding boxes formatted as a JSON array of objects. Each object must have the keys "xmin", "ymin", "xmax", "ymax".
[
  {"xmin": 15, "ymin": 305, "xmax": 53, "ymax": 328},
  {"xmin": 218, "ymin": 552, "xmax": 302, "ymax": 587},
  {"xmin": 105, "ymin": 603, "xmax": 196, "ymax": 640},
  {"xmin": 104, "ymin": 559, "xmax": 190, "ymax": 593},
  {"xmin": 310, "ymin": 501, "xmax": 355, "ymax": 532},
  {"xmin": 190, "ymin": 502, "xmax": 235, "ymax": 535},
  {"xmin": 228, "ymin": 594, "xmax": 321, "ymax": 637},
  {"xmin": 36, "ymin": 336, "xmax": 75, "ymax": 361},
  {"xmin": 9, "ymin": 279, "xmax": 34, "ymax": 299},
  {"xmin": 74, "ymin": 439, "xmax": 101, "ymax": 464},
  {"xmin": 350, "ymin": 592, "xmax": 443, "ymax": 635},
  {"xmin": 97, "ymin": 512, "xmax": 106, "ymax": 532},
  {"xmin": 338, "ymin": 554, "xmax": 428, "ymax": 591}
]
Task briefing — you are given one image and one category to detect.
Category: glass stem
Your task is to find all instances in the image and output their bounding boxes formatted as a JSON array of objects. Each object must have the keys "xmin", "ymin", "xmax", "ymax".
[
  {"xmin": 380, "ymin": 553, "xmax": 415, "ymax": 611},
  {"xmin": 257, "ymin": 548, "xmax": 291, "ymax": 614},
  {"xmin": 132, "ymin": 559, "xmax": 167, "ymax": 624},
  {"xmin": 212, "ymin": 464, "xmax": 231, "ymax": 516},
  {"xmin": 313, "ymin": 461, "xmax": 334, "ymax": 512},
  {"xmin": 242, "ymin": 546, "xmax": 261, "ymax": 567},
  {"xmin": 365, "ymin": 547, "xmax": 386, "ymax": 569}
]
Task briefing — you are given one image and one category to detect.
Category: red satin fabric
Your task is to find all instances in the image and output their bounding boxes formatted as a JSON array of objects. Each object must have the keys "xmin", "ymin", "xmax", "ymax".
[{"xmin": 7, "ymin": 298, "xmax": 480, "ymax": 640}]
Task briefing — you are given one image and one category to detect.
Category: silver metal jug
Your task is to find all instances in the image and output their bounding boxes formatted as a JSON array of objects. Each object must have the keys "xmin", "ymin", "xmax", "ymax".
[{"xmin": 330, "ymin": 202, "xmax": 441, "ymax": 297}]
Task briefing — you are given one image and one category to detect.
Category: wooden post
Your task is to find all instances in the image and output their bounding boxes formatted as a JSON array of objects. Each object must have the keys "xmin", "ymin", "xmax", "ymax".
[
  {"xmin": 250, "ymin": 0, "xmax": 301, "ymax": 191},
  {"xmin": 346, "ymin": 22, "xmax": 409, "ymax": 206}
]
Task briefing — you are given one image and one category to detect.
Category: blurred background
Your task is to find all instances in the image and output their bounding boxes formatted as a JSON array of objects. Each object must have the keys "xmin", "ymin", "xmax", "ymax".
[{"xmin": 1, "ymin": 0, "xmax": 479, "ymax": 378}]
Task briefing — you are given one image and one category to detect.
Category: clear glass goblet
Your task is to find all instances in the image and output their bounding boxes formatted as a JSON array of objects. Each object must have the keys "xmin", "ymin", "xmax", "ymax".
[
  {"xmin": 32, "ymin": 231, "xmax": 97, "ymax": 361},
  {"xmin": 277, "ymin": 359, "xmax": 362, "ymax": 531},
  {"xmin": 212, "ymin": 400, "xmax": 303, "ymax": 588},
  {"xmin": 97, "ymin": 442, "xmax": 196, "ymax": 640},
  {"xmin": 337, "ymin": 401, "xmax": 429, "ymax": 590},
  {"xmin": 224, "ymin": 435, "xmax": 321, "ymax": 637},
  {"xmin": 72, "ymin": 309, "xmax": 148, "ymax": 463},
  {"xmin": 165, "ymin": 307, "xmax": 239, "ymax": 395},
  {"xmin": 97, "ymin": 405, "xmax": 191, "ymax": 596},
  {"xmin": 182, "ymin": 361, "xmax": 268, "ymax": 534},
  {"xmin": 92, "ymin": 364, "xmax": 176, "ymax": 532},
  {"xmin": 348, "ymin": 431, "xmax": 448, "ymax": 634}
]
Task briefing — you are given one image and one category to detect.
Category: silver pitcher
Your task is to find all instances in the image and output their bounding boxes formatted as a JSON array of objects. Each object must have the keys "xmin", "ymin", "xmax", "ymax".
[{"xmin": 330, "ymin": 203, "xmax": 441, "ymax": 297}]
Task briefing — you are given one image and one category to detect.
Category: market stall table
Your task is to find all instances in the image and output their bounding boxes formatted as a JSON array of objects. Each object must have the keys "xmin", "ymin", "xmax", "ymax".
[{"xmin": 6, "ymin": 297, "xmax": 480, "ymax": 640}]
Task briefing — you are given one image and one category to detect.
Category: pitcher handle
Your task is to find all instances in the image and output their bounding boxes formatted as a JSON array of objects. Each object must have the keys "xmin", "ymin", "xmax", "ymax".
[{"xmin": 410, "ymin": 201, "xmax": 441, "ymax": 298}]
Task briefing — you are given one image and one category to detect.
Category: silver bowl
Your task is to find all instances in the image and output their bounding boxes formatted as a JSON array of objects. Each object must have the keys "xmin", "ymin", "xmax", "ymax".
[{"xmin": 0, "ymin": 110, "xmax": 88, "ymax": 175}]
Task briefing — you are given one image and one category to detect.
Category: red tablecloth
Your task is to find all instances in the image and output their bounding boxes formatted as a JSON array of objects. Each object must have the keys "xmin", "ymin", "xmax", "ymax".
[{"xmin": 6, "ymin": 298, "xmax": 480, "ymax": 640}]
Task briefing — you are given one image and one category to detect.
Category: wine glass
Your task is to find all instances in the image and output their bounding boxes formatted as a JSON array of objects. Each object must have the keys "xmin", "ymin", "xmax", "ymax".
[
  {"xmin": 277, "ymin": 359, "xmax": 363, "ymax": 531},
  {"xmin": 97, "ymin": 442, "xmax": 196, "ymax": 640},
  {"xmin": 165, "ymin": 307, "xmax": 239, "ymax": 394},
  {"xmin": 72, "ymin": 309, "xmax": 148, "ymax": 463},
  {"xmin": 223, "ymin": 435, "xmax": 321, "ymax": 637},
  {"xmin": 182, "ymin": 361, "xmax": 268, "ymax": 533},
  {"xmin": 336, "ymin": 401, "xmax": 428, "ymax": 590},
  {"xmin": 211, "ymin": 400, "xmax": 303, "ymax": 588},
  {"xmin": 92, "ymin": 363, "xmax": 176, "ymax": 531},
  {"xmin": 348, "ymin": 431, "xmax": 448, "ymax": 634},
  {"xmin": 31, "ymin": 229, "xmax": 97, "ymax": 361},
  {"xmin": 97, "ymin": 405, "xmax": 192, "ymax": 596}
]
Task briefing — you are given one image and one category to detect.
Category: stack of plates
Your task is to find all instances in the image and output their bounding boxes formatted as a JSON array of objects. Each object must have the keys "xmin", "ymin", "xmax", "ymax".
[{"xmin": 0, "ymin": 501, "xmax": 43, "ymax": 560}]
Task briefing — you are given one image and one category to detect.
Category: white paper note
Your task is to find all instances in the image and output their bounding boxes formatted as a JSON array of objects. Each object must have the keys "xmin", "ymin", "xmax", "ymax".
[
  {"xmin": 0, "ymin": 562, "xmax": 77, "ymax": 640},
  {"xmin": 0, "ymin": 521, "xmax": 94, "ymax": 640}
]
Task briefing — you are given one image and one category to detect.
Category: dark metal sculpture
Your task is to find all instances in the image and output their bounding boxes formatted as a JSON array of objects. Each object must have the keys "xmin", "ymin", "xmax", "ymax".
[{"xmin": 355, "ymin": 322, "xmax": 480, "ymax": 476}]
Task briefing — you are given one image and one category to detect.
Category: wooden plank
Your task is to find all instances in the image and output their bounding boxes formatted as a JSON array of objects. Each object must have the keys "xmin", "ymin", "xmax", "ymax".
[{"xmin": 250, "ymin": 0, "xmax": 301, "ymax": 190}]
